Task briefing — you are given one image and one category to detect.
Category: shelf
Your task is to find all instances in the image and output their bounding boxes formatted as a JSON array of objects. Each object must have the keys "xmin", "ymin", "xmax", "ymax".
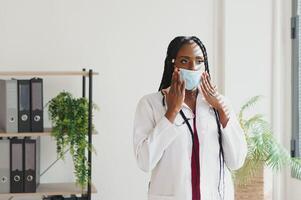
[
  {"xmin": 0, "ymin": 128, "xmax": 98, "ymax": 137},
  {"xmin": 0, "ymin": 128, "xmax": 52, "ymax": 137},
  {"xmin": 0, "ymin": 71, "xmax": 99, "ymax": 77},
  {"xmin": 0, "ymin": 182, "xmax": 97, "ymax": 198},
  {"xmin": 0, "ymin": 69, "xmax": 97, "ymax": 199}
]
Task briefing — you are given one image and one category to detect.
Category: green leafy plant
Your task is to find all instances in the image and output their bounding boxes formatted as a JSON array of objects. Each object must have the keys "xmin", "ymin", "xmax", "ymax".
[
  {"xmin": 47, "ymin": 91, "xmax": 94, "ymax": 188},
  {"xmin": 233, "ymin": 95, "xmax": 301, "ymax": 185}
]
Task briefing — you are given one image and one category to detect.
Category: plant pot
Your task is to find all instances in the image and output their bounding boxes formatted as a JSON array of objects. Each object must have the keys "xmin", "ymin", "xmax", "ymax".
[{"xmin": 234, "ymin": 166, "xmax": 264, "ymax": 200}]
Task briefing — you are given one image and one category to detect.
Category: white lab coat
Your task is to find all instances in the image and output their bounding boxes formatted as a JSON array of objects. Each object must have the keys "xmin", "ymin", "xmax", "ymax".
[{"xmin": 133, "ymin": 88, "xmax": 247, "ymax": 200}]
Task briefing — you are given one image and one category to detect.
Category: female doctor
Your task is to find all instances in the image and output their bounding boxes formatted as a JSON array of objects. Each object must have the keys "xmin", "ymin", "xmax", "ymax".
[{"xmin": 133, "ymin": 36, "xmax": 247, "ymax": 200}]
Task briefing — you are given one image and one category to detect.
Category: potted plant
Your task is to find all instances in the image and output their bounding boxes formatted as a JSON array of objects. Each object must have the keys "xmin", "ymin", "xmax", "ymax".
[
  {"xmin": 47, "ymin": 91, "xmax": 96, "ymax": 189},
  {"xmin": 233, "ymin": 95, "xmax": 301, "ymax": 200}
]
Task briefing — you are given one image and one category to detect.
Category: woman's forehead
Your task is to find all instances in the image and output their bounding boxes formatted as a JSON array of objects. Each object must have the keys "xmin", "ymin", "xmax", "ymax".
[{"xmin": 177, "ymin": 42, "xmax": 203, "ymax": 58}]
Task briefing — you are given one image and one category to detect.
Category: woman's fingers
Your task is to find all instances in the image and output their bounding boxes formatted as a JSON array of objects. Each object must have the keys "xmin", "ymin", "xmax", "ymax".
[
  {"xmin": 204, "ymin": 73, "xmax": 215, "ymax": 90},
  {"xmin": 201, "ymin": 73, "xmax": 209, "ymax": 95},
  {"xmin": 174, "ymin": 68, "xmax": 183, "ymax": 96},
  {"xmin": 171, "ymin": 68, "xmax": 177, "ymax": 83},
  {"xmin": 202, "ymin": 72, "xmax": 216, "ymax": 97},
  {"xmin": 200, "ymin": 82, "xmax": 208, "ymax": 97},
  {"xmin": 175, "ymin": 70, "xmax": 180, "ymax": 95},
  {"xmin": 205, "ymin": 72, "xmax": 217, "ymax": 93},
  {"xmin": 180, "ymin": 78, "xmax": 185, "ymax": 97},
  {"xmin": 179, "ymin": 72, "xmax": 185, "ymax": 96},
  {"xmin": 202, "ymin": 73, "xmax": 213, "ymax": 94},
  {"xmin": 170, "ymin": 68, "xmax": 178, "ymax": 94}
]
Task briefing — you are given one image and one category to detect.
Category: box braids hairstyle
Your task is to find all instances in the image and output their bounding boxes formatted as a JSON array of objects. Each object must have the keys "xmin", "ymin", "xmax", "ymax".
[{"xmin": 158, "ymin": 36, "xmax": 225, "ymax": 199}]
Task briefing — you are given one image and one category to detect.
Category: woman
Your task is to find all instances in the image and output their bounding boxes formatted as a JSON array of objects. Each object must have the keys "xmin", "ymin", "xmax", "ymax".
[{"xmin": 133, "ymin": 36, "xmax": 247, "ymax": 200}]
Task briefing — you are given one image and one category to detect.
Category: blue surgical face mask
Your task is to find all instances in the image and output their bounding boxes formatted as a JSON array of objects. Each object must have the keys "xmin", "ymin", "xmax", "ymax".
[{"xmin": 179, "ymin": 68, "xmax": 202, "ymax": 90}]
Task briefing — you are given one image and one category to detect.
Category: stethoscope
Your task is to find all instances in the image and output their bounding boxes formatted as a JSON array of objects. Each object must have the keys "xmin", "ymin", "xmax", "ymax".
[{"xmin": 160, "ymin": 90, "xmax": 200, "ymax": 192}]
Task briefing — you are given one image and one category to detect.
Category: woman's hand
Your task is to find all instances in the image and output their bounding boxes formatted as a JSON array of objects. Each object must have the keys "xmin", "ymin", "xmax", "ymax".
[
  {"xmin": 199, "ymin": 71, "xmax": 222, "ymax": 109},
  {"xmin": 165, "ymin": 67, "xmax": 185, "ymax": 123},
  {"xmin": 199, "ymin": 71, "xmax": 230, "ymax": 127}
]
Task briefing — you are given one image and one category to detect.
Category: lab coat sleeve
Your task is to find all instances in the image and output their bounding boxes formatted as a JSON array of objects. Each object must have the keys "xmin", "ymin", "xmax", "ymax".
[
  {"xmin": 220, "ymin": 96, "xmax": 248, "ymax": 170},
  {"xmin": 133, "ymin": 96, "xmax": 181, "ymax": 172}
]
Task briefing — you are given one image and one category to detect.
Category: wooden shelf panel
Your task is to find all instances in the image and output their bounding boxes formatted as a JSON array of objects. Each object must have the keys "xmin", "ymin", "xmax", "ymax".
[
  {"xmin": 0, "ymin": 71, "xmax": 99, "ymax": 77},
  {"xmin": 0, "ymin": 182, "xmax": 97, "ymax": 198},
  {"xmin": 0, "ymin": 128, "xmax": 98, "ymax": 137},
  {"xmin": 0, "ymin": 128, "xmax": 52, "ymax": 137}
]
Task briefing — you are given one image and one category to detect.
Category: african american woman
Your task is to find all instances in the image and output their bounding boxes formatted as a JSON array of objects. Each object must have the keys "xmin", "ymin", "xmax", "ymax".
[{"xmin": 133, "ymin": 36, "xmax": 247, "ymax": 200}]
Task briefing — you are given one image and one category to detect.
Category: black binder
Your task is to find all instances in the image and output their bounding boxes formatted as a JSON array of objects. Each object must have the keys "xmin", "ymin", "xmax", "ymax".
[
  {"xmin": 24, "ymin": 138, "xmax": 36, "ymax": 192},
  {"xmin": 30, "ymin": 78, "xmax": 43, "ymax": 132},
  {"xmin": 10, "ymin": 138, "xmax": 24, "ymax": 193},
  {"xmin": 17, "ymin": 80, "xmax": 31, "ymax": 132}
]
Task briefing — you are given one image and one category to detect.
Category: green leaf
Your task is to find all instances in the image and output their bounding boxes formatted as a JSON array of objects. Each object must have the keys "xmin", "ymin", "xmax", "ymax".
[
  {"xmin": 233, "ymin": 95, "xmax": 301, "ymax": 186},
  {"xmin": 48, "ymin": 91, "xmax": 97, "ymax": 188}
]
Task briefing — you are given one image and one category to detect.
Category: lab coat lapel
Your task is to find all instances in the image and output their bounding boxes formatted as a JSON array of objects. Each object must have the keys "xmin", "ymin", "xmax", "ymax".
[
  {"xmin": 195, "ymin": 87, "xmax": 210, "ymax": 131},
  {"xmin": 161, "ymin": 87, "xmax": 210, "ymax": 128}
]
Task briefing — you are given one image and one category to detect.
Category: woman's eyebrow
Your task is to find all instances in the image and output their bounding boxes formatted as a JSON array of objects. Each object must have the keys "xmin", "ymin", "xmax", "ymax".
[
  {"xmin": 179, "ymin": 56, "xmax": 204, "ymax": 59},
  {"xmin": 179, "ymin": 56, "xmax": 191, "ymax": 59},
  {"xmin": 196, "ymin": 56, "xmax": 204, "ymax": 60}
]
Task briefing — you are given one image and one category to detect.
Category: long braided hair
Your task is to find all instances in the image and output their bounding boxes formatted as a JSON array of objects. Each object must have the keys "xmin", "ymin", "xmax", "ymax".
[{"xmin": 158, "ymin": 36, "xmax": 225, "ymax": 199}]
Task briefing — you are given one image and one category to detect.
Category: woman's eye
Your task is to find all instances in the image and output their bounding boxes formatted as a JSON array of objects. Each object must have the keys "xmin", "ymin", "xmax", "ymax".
[
  {"xmin": 197, "ymin": 60, "xmax": 204, "ymax": 64},
  {"xmin": 180, "ymin": 59, "xmax": 188, "ymax": 64}
]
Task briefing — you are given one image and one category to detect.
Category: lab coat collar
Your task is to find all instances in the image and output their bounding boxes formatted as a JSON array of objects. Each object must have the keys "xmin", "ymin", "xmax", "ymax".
[{"xmin": 161, "ymin": 86, "xmax": 212, "ymax": 126}]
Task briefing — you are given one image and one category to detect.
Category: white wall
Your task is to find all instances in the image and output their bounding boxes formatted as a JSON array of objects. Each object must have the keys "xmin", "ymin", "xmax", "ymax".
[
  {"xmin": 0, "ymin": 0, "xmax": 217, "ymax": 199},
  {"xmin": 3, "ymin": 0, "xmax": 291, "ymax": 199},
  {"xmin": 224, "ymin": 0, "xmax": 273, "ymax": 199}
]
